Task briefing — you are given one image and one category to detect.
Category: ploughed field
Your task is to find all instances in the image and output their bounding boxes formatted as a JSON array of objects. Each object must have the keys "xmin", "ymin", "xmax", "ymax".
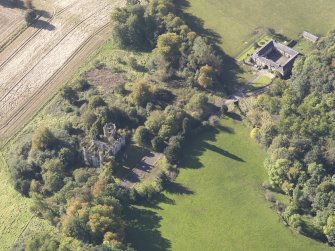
[
  {"xmin": 0, "ymin": 5, "xmax": 24, "ymax": 46},
  {"xmin": 0, "ymin": 0, "xmax": 125, "ymax": 142}
]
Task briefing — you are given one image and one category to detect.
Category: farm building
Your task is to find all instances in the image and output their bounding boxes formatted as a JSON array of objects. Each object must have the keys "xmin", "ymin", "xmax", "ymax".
[
  {"xmin": 251, "ymin": 39, "xmax": 299, "ymax": 77},
  {"xmin": 83, "ymin": 123, "xmax": 126, "ymax": 168},
  {"xmin": 302, "ymin": 31, "xmax": 319, "ymax": 43}
]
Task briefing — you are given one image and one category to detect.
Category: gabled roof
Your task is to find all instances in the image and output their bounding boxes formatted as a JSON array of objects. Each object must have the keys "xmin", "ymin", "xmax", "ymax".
[{"xmin": 302, "ymin": 31, "xmax": 319, "ymax": 42}]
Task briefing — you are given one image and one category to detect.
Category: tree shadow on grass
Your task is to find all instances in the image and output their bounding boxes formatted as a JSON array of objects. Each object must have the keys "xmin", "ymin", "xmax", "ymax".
[
  {"xmin": 126, "ymin": 181, "xmax": 195, "ymax": 250},
  {"xmin": 203, "ymin": 142, "xmax": 245, "ymax": 162},
  {"xmin": 216, "ymin": 124, "xmax": 235, "ymax": 134},
  {"xmin": 225, "ymin": 111, "xmax": 242, "ymax": 121},
  {"xmin": 175, "ymin": 0, "xmax": 247, "ymax": 94},
  {"xmin": 181, "ymin": 122, "xmax": 244, "ymax": 169},
  {"xmin": 125, "ymin": 206, "xmax": 172, "ymax": 251},
  {"xmin": 139, "ymin": 193, "xmax": 176, "ymax": 210},
  {"xmin": 165, "ymin": 181, "xmax": 194, "ymax": 195}
]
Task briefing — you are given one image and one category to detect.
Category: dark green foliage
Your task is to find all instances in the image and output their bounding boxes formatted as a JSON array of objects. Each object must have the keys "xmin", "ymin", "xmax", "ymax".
[
  {"xmin": 89, "ymin": 96, "xmax": 106, "ymax": 109},
  {"xmin": 25, "ymin": 234, "xmax": 59, "ymax": 251},
  {"xmin": 151, "ymin": 136, "xmax": 166, "ymax": 152},
  {"xmin": 251, "ymin": 31, "xmax": 335, "ymax": 244},
  {"xmin": 134, "ymin": 126, "xmax": 152, "ymax": 147},
  {"xmin": 111, "ymin": 4, "xmax": 159, "ymax": 50},
  {"xmin": 61, "ymin": 85, "xmax": 79, "ymax": 105}
]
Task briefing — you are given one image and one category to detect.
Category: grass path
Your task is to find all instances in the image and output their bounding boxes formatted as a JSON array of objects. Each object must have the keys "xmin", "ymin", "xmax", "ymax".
[{"xmin": 126, "ymin": 118, "xmax": 332, "ymax": 251}]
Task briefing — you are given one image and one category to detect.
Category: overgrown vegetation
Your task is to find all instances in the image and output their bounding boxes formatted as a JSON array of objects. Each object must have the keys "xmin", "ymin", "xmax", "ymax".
[
  {"xmin": 244, "ymin": 31, "xmax": 335, "ymax": 244},
  {"xmin": 7, "ymin": 0, "xmax": 228, "ymax": 249}
]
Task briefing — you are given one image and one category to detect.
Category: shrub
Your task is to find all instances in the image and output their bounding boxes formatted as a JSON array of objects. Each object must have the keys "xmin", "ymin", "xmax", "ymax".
[
  {"xmin": 75, "ymin": 79, "xmax": 90, "ymax": 91},
  {"xmin": 264, "ymin": 190, "xmax": 276, "ymax": 202},
  {"xmin": 61, "ymin": 86, "xmax": 78, "ymax": 105},
  {"xmin": 89, "ymin": 96, "xmax": 106, "ymax": 109}
]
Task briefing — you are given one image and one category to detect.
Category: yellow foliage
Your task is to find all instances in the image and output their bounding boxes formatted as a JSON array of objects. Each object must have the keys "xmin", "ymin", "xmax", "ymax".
[{"xmin": 250, "ymin": 128, "xmax": 259, "ymax": 140}]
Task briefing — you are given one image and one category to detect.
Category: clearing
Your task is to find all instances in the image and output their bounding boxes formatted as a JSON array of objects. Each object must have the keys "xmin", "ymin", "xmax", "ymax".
[
  {"xmin": 0, "ymin": 0, "xmax": 125, "ymax": 144},
  {"xmin": 126, "ymin": 118, "xmax": 332, "ymax": 251}
]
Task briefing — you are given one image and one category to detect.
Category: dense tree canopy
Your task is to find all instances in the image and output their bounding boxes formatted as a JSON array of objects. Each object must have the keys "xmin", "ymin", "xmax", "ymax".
[{"xmin": 246, "ymin": 31, "xmax": 335, "ymax": 244}]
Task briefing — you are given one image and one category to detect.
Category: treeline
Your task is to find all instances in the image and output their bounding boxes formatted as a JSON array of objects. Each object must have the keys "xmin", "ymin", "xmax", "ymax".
[
  {"xmin": 9, "ymin": 0, "xmax": 227, "ymax": 250},
  {"xmin": 245, "ymin": 31, "xmax": 335, "ymax": 244}
]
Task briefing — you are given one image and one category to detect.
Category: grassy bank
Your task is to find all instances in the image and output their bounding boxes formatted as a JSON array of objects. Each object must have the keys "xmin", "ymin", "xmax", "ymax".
[{"xmin": 126, "ymin": 118, "xmax": 332, "ymax": 251}]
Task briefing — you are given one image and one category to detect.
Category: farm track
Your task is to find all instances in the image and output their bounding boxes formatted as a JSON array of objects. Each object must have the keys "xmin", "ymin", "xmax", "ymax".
[
  {"xmin": 0, "ymin": 1, "xmax": 77, "ymax": 71},
  {"xmin": 0, "ymin": 0, "xmax": 125, "ymax": 143}
]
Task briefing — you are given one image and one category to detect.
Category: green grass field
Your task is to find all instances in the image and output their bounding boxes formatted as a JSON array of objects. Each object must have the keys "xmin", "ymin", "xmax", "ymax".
[
  {"xmin": 184, "ymin": 0, "xmax": 335, "ymax": 57},
  {"xmin": 0, "ymin": 153, "xmax": 54, "ymax": 251},
  {"xmin": 236, "ymin": 34, "xmax": 272, "ymax": 61},
  {"xmin": 126, "ymin": 118, "xmax": 332, "ymax": 251},
  {"xmin": 252, "ymin": 75, "xmax": 272, "ymax": 88}
]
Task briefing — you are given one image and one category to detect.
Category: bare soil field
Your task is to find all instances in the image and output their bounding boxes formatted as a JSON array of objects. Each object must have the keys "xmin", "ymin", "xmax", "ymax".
[
  {"xmin": 0, "ymin": 4, "xmax": 25, "ymax": 46},
  {"xmin": 0, "ymin": 0, "xmax": 125, "ymax": 143},
  {"xmin": 84, "ymin": 68, "xmax": 125, "ymax": 91}
]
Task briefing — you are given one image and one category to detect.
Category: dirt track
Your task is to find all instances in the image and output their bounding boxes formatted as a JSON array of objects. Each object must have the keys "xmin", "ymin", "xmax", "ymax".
[{"xmin": 0, "ymin": 0, "xmax": 125, "ymax": 143}]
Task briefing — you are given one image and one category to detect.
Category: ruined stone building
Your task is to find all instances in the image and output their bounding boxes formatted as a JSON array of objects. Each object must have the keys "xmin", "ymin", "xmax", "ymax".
[{"xmin": 83, "ymin": 123, "xmax": 126, "ymax": 168}]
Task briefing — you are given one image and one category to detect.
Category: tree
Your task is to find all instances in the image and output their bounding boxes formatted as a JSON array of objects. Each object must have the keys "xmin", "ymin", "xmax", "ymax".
[
  {"xmin": 324, "ymin": 214, "xmax": 335, "ymax": 244},
  {"xmin": 25, "ymin": 234, "xmax": 59, "ymax": 251},
  {"xmin": 185, "ymin": 93, "xmax": 209, "ymax": 119},
  {"xmin": 130, "ymin": 80, "xmax": 153, "ymax": 107},
  {"xmin": 133, "ymin": 126, "xmax": 151, "ymax": 146},
  {"xmin": 151, "ymin": 136, "xmax": 165, "ymax": 152},
  {"xmin": 197, "ymin": 64, "xmax": 214, "ymax": 89},
  {"xmin": 31, "ymin": 127, "xmax": 56, "ymax": 150},
  {"xmin": 155, "ymin": 33, "xmax": 181, "ymax": 66}
]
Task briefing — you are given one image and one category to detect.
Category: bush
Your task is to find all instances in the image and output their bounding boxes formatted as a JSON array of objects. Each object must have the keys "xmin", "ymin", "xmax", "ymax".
[
  {"xmin": 61, "ymin": 86, "xmax": 78, "ymax": 105},
  {"xmin": 75, "ymin": 79, "xmax": 90, "ymax": 91},
  {"xmin": 264, "ymin": 190, "xmax": 276, "ymax": 202},
  {"xmin": 89, "ymin": 96, "xmax": 106, "ymax": 109},
  {"xmin": 93, "ymin": 60, "xmax": 105, "ymax": 69}
]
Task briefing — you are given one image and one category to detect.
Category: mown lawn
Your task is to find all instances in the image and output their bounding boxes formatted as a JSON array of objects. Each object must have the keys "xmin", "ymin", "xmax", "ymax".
[
  {"xmin": 126, "ymin": 118, "xmax": 332, "ymax": 251},
  {"xmin": 252, "ymin": 75, "xmax": 272, "ymax": 88},
  {"xmin": 183, "ymin": 0, "xmax": 335, "ymax": 57}
]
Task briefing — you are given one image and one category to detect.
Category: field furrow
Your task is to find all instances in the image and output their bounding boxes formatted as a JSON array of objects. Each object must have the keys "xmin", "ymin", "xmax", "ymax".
[{"xmin": 0, "ymin": 0, "xmax": 125, "ymax": 141}]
